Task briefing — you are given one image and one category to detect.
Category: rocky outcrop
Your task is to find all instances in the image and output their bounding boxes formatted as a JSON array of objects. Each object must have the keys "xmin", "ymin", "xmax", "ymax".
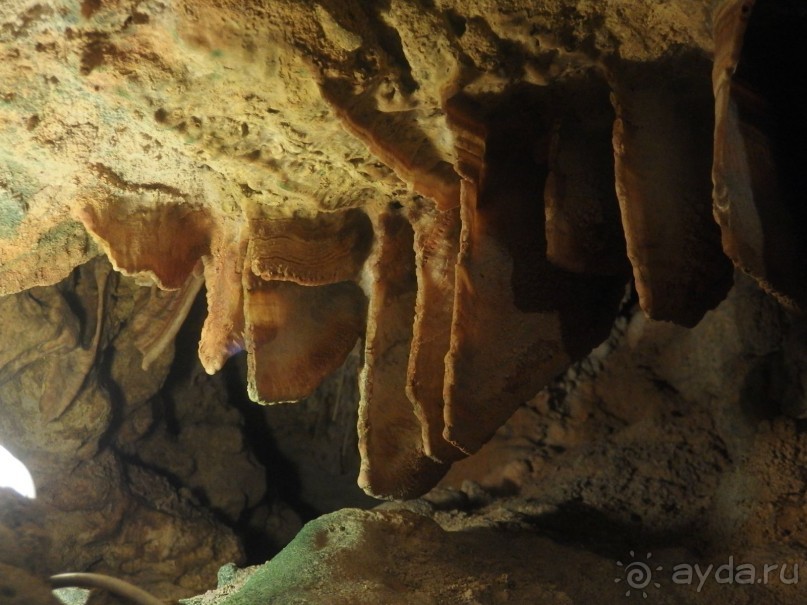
[
  {"xmin": 1, "ymin": 0, "xmax": 806, "ymax": 500},
  {"xmin": 185, "ymin": 505, "xmax": 799, "ymax": 605},
  {"xmin": 0, "ymin": 490, "xmax": 60, "ymax": 605},
  {"xmin": 0, "ymin": 259, "xmax": 253, "ymax": 600},
  {"xmin": 0, "ymin": 0, "xmax": 748, "ymax": 497},
  {"xmin": 4, "ymin": 1, "xmax": 807, "ymax": 603},
  {"xmin": 176, "ymin": 271, "xmax": 807, "ymax": 605}
]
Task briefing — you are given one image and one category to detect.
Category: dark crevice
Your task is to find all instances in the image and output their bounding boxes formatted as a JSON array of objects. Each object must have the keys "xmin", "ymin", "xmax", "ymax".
[
  {"xmin": 363, "ymin": 1, "xmax": 418, "ymax": 95},
  {"xmin": 730, "ymin": 0, "xmax": 807, "ymax": 305},
  {"xmin": 155, "ymin": 289, "xmax": 209, "ymax": 438},
  {"xmin": 149, "ymin": 392, "xmax": 180, "ymax": 439},
  {"xmin": 444, "ymin": 9, "xmax": 467, "ymax": 37},
  {"xmin": 523, "ymin": 501, "xmax": 709, "ymax": 560},
  {"xmin": 222, "ymin": 355, "xmax": 322, "ymax": 538},
  {"xmin": 543, "ymin": 282, "xmax": 638, "ymax": 410},
  {"xmin": 96, "ymin": 345, "xmax": 128, "ymax": 454},
  {"xmin": 143, "ymin": 286, "xmax": 319, "ymax": 563},
  {"xmin": 55, "ymin": 268, "xmax": 89, "ymax": 341}
]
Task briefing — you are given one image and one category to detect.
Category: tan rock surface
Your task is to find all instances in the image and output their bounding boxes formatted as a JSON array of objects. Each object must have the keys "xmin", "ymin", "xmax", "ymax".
[
  {"xmin": 2, "ymin": 0, "xmax": 805, "ymax": 500},
  {"xmin": 0, "ymin": 260, "xmax": 252, "ymax": 600},
  {"xmin": 1, "ymin": 0, "xmax": 806, "ymax": 589}
]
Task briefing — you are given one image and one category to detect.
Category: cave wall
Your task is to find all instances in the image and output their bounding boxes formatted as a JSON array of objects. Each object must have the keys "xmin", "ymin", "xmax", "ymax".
[
  {"xmin": 0, "ymin": 257, "xmax": 377, "ymax": 601},
  {"xmin": 0, "ymin": 259, "xmax": 246, "ymax": 600},
  {"xmin": 2, "ymin": 0, "xmax": 807, "ymax": 603},
  {"xmin": 0, "ymin": 0, "xmax": 736, "ymax": 495},
  {"xmin": 182, "ymin": 273, "xmax": 807, "ymax": 605}
]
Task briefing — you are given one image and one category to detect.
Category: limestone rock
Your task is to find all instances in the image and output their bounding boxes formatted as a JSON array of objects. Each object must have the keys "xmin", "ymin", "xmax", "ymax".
[
  {"xmin": 358, "ymin": 208, "xmax": 448, "ymax": 499},
  {"xmin": 187, "ymin": 506, "xmax": 797, "ymax": 605},
  {"xmin": 0, "ymin": 261, "xmax": 249, "ymax": 600},
  {"xmin": 443, "ymin": 90, "xmax": 625, "ymax": 454},
  {"xmin": 2, "ymin": 0, "xmax": 806, "ymax": 501},
  {"xmin": 610, "ymin": 53, "xmax": 733, "ymax": 326},
  {"xmin": 0, "ymin": 564, "xmax": 60, "ymax": 605}
]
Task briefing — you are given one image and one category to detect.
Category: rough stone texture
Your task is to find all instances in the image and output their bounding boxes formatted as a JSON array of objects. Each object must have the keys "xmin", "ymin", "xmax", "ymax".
[
  {"xmin": 0, "ymin": 490, "xmax": 60, "ymax": 605},
  {"xmin": 0, "ymin": 0, "xmax": 752, "ymax": 501},
  {"xmin": 183, "ymin": 507, "xmax": 800, "ymax": 605},
  {"xmin": 0, "ymin": 564, "xmax": 61, "ymax": 605},
  {"xmin": 0, "ymin": 259, "xmax": 250, "ymax": 600},
  {"xmin": 0, "ymin": 255, "xmax": 384, "ymax": 601},
  {"xmin": 2, "ymin": 1, "xmax": 807, "ymax": 603},
  {"xmin": 256, "ymin": 346, "xmax": 380, "ymax": 516},
  {"xmin": 609, "ymin": 51, "xmax": 733, "ymax": 326},
  {"xmin": 442, "ymin": 272, "xmax": 784, "ymax": 532},
  {"xmin": 174, "ymin": 272, "xmax": 807, "ymax": 605}
]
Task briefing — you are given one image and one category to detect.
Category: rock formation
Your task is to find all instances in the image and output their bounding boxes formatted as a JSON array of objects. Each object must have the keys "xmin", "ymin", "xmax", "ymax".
[
  {"xmin": 2, "ymin": 0, "xmax": 807, "ymax": 602},
  {"xmin": 3, "ymin": 0, "xmax": 781, "ymax": 501}
]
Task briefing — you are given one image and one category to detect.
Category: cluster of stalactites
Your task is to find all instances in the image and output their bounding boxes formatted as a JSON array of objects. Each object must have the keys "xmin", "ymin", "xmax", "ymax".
[
  {"xmin": 76, "ymin": 0, "xmax": 803, "ymax": 499},
  {"xmin": 74, "ymin": 76, "xmax": 627, "ymax": 499}
]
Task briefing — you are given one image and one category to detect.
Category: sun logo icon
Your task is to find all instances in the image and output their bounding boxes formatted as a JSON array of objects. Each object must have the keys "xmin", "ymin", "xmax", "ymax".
[{"xmin": 615, "ymin": 551, "xmax": 663, "ymax": 598}]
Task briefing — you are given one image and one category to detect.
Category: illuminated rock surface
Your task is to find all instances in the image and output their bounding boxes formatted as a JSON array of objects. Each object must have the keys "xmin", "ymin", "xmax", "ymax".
[
  {"xmin": 2, "ymin": 0, "xmax": 807, "ymax": 603},
  {"xmin": 0, "ymin": 0, "xmax": 729, "ymax": 502}
]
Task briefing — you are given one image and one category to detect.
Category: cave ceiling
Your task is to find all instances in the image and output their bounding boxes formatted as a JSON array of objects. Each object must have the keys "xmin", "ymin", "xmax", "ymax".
[{"xmin": 1, "ymin": 0, "xmax": 803, "ymax": 499}]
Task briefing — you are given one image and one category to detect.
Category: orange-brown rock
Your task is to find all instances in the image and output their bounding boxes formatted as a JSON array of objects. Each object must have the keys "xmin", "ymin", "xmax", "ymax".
[
  {"xmin": 243, "ymin": 276, "xmax": 366, "ymax": 405},
  {"xmin": 3, "ymin": 0, "xmax": 801, "ymax": 504},
  {"xmin": 610, "ymin": 56, "xmax": 733, "ymax": 327},
  {"xmin": 407, "ymin": 206, "xmax": 465, "ymax": 463},
  {"xmin": 249, "ymin": 209, "xmax": 373, "ymax": 286},
  {"xmin": 78, "ymin": 200, "xmax": 213, "ymax": 290},
  {"xmin": 199, "ymin": 227, "xmax": 248, "ymax": 375},
  {"xmin": 358, "ymin": 209, "xmax": 448, "ymax": 498},
  {"xmin": 322, "ymin": 86, "xmax": 462, "ymax": 212},
  {"xmin": 443, "ymin": 89, "xmax": 626, "ymax": 455}
]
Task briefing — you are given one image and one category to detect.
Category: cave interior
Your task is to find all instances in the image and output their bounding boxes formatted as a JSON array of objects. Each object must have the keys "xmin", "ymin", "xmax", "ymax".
[{"xmin": 2, "ymin": 0, "xmax": 807, "ymax": 604}]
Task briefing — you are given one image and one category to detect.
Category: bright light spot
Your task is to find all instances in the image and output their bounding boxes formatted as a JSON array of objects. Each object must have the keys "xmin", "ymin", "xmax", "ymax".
[
  {"xmin": 53, "ymin": 587, "xmax": 90, "ymax": 605},
  {"xmin": 0, "ymin": 444, "xmax": 36, "ymax": 499}
]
